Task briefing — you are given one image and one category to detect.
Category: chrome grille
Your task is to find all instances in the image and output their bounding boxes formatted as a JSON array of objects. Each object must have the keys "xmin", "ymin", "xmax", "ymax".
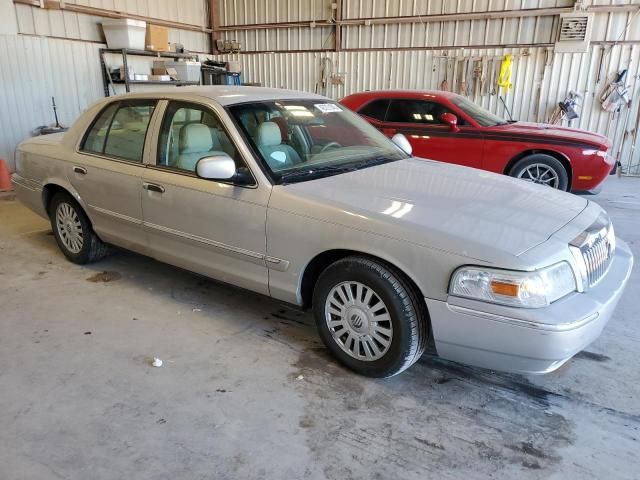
[
  {"xmin": 582, "ymin": 233, "xmax": 613, "ymax": 287},
  {"xmin": 570, "ymin": 213, "xmax": 614, "ymax": 289}
]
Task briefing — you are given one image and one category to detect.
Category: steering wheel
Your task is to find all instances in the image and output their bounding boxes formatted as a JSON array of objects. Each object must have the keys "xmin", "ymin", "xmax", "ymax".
[{"xmin": 319, "ymin": 141, "xmax": 342, "ymax": 153}]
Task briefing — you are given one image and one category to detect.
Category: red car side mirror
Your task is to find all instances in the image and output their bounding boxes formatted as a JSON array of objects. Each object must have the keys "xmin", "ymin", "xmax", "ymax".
[{"xmin": 441, "ymin": 113, "xmax": 460, "ymax": 132}]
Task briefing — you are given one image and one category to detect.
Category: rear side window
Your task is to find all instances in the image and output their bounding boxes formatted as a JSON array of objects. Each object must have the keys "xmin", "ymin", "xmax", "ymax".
[
  {"xmin": 358, "ymin": 99, "xmax": 389, "ymax": 121},
  {"xmin": 82, "ymin": 103, "xmax": 118, "ymax": 154},
  {"xmin": 81, "ymin": 100, "xmax": 157, "ymax": 163},
  {"xmin": 386, "ymin": 99, "xmax": 462, "ymax": 125}
]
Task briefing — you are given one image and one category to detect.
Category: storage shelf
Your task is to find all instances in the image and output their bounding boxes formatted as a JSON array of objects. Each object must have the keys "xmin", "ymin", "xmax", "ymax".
[
  {"xmin": 100, "ymin": 48, "xmax": 198, "ymax": 59},
  {"xmin": 99, "ymin": 48, "xmax": 200, "ymax": 97},
  {"xmin": 111, "ymin": 79, "xmax": 200, "ymax": 86}
]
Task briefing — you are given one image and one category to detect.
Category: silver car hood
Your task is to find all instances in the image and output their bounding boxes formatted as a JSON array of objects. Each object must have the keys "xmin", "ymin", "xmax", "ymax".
[{"xmin": 270, "ymin": 158, "xmax": 588, "ymax": 261}]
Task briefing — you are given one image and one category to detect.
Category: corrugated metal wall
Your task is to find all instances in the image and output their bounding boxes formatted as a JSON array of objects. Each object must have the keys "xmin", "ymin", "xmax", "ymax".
[
  {"xmin": 14, "ymin": 0, "xmax": 210, "ymax": 52},
  {"xmin": 0, "ymin": 34, "xmax": 104, "ymax": 165},
  {"xmin": 1, "ymin": 0, "xmax": 639, "ymax": 174},
  {"xmin": 0, "ymin": 0, "xmax": 209, "ymax": 168},
  {"xmin": 213, "ymin": 0, "xmax": 640, "ymax": 174}
]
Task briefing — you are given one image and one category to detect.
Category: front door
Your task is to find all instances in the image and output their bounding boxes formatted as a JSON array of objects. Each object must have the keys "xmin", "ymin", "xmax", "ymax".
[
  {"xmin": 141, "ymin": 100, "xmax": 270, "ymax": 294},
  {"xmin": 381, "ymin": 98, "xmax": 484, "ymax": 169},
  {"xmin": 69, "ymin": 99, "xmax": 158, "ymax": 253}
]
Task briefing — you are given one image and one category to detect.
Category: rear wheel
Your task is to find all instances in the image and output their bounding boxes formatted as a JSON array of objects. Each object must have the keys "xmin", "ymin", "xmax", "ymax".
[
  {"xmin": 312, "ymin": 256, "xmax": 428, "ymax": 378},
  {"xmin": 49, "ymin": 192, "xmax": 108, "ymax": 264},
  {"xmin": 509, "ymin": 154, "xmax": 569, "ymax": 191}
]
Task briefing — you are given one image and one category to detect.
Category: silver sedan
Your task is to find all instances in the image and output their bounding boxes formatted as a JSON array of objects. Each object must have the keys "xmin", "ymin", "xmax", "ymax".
[{"xmin": 12, "ymin": 86, "xmax": 633, "ymax": 377}]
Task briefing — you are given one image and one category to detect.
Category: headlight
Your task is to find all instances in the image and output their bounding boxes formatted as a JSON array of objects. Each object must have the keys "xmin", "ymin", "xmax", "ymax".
[{"xmin": 449, "ymin": 262, "xmax": 577, "ymax": 308}]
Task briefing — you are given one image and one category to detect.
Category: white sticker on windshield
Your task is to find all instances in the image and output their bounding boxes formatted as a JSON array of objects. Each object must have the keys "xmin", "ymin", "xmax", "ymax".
[{"xmin": 314, "ymin": 103, "xmax": 343, "ymax": 113}]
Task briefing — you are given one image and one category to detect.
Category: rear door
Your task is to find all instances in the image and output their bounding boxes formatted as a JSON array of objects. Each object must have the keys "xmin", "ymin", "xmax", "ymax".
[
  {"xmin": 140, "ymin": 100, "xmax": 270, "ymax": 294},
  {"xmin": 70, "ymin": 99, "xmax": 157, "ymax": 253},
  {"xmin": 380, "ymin": 98, "xmax": 484, "ymax": 169}
]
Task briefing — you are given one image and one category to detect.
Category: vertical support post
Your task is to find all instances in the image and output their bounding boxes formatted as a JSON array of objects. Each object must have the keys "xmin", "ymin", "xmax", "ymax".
[
  {"xmin": 122, "ymin": 49, "xmax": 130, "ymax": 93},
  {"xmin": 209, "ymin": 0, "xmax": 221, "ymax": 54},
  {"xmin": 334, "ymin": 0, "xmax": 342, "ymax": 51},
  {"xmin": 99, "ymin": 49, "xmax": 110, "ymax": 97}
]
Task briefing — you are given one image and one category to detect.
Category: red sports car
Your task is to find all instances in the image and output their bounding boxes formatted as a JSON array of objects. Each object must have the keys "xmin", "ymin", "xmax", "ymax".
[{"xmin": 340, "ymin": 90, "xmax": 615, "ymax": 191}]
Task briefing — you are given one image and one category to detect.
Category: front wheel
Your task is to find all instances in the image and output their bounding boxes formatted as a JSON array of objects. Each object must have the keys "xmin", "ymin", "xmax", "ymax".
[
  {"xmin": 509, "ymin": 154, "xmax": 569, "ymax": 191},
  {"xmin": 312, "ymin": 256, "xmax": 428, "ymax": 378}
]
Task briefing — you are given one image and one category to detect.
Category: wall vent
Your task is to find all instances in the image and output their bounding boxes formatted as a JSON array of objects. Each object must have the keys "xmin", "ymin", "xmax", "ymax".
[{"xmin": 555, "ymin": 12, "xmax": 594, "ymax": 53}]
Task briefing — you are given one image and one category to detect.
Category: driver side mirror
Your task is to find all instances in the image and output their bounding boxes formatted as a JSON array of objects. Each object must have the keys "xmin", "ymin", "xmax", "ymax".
[
  {"xmin": 440, "ymin": 113, "xmax": 460, "ymax": 133},
  {"xmin": 196, "ymin": 155, "xmax": 237, "ymax": 181},
  {"xmin": 391, "ymin": 133, "xmax": 412, "ymax": 156},
  {"xmin": 196, "ymin": 155, "xmax": 255, "ymax": 186}
]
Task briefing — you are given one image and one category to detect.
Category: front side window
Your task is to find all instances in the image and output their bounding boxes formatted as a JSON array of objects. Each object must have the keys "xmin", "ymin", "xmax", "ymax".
[
  {"xmin": 82, "ymin": 100, "xmax": 156, "ymax": 163},
  {"xmin": 386, "ymin": 99, "xmax": 459, "ymax": 125},
  {"xmin": 229, "ymin": 100, "xmax": 409, "ymax": 184},
  {"xmin": 157, "ymin": 102, "xmax": 239, "ymax": 173}
]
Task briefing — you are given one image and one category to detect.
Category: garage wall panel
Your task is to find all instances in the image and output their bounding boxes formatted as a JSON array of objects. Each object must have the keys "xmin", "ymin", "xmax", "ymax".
[
  {"xmin": 13, "ymin": 0, "xmax": 210, "ymax": 52},
  {"xmin": 215, "ymin": 40, "xmax": 640, "ymax": 172},
  {"xmin": 0, "ymin": 34, "xmax": 105, "ymax": 169}
]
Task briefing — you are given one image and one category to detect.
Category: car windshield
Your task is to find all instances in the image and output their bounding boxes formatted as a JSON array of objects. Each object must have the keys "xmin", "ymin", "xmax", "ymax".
[
  {"xmin": 228, "ymin": 100, "xmax": 409, "ymax": 184},
  {"xmin": 451, "ymin": 96, "xmax": 508, "ymax": 127}
]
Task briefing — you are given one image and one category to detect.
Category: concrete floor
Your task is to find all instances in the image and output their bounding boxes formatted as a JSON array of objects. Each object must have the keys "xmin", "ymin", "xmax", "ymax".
[{"xmin": 0, "ymin": 177, "xmax": 638, "ymax": 480}]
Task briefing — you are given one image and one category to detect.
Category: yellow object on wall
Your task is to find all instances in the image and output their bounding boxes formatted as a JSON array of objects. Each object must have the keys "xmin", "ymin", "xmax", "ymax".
[{"xmin": 497, "ymin": 54, "xmax": 513, "ymax": 92}]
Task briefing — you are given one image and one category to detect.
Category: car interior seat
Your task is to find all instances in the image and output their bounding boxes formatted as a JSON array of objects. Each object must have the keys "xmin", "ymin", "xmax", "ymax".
[
  {"xmin": 255, "ymin": 121, "xmax": 302, "ymax": 170},
  {"xmin": 270, "ymin": 116, "xmax": 290, "ymax": 143},
  {"xmin": 176, "ymin": 123, "xmax": 227, "ymax": 172}
]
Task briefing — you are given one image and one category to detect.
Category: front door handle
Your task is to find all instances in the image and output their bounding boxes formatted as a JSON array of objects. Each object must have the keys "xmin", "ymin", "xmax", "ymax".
[
  {"xmin": 143, "ymin": 182, "xmax": 165, "ymax": 194},
  {"xmin": 73, "ymin": 166, "xmax": 87, "ymax": 175}
]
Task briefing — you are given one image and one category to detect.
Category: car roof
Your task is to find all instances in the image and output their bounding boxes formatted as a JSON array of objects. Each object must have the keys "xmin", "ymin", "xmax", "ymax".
[
  {"xmin": 342, "ymin": 89, "xmax": 460, "ymax": 102},
  {"xmin": 106, "ymin": 85, "xmax": 329, "ymax": 106}
]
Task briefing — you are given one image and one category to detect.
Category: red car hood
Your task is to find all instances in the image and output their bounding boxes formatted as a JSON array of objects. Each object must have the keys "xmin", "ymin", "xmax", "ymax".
[{"xmin": 488, "ymin": 122, "xmax": 611, "ymax": 150}]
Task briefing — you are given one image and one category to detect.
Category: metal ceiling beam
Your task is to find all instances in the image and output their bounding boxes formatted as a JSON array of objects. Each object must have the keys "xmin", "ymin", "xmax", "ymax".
[
  {"xmin": 13, "ymin": 0, "xmax": 213, "ymax": 34},
  {"xmin": 212, "ymin": 4, "xmax": 640, "ymax": 32}
]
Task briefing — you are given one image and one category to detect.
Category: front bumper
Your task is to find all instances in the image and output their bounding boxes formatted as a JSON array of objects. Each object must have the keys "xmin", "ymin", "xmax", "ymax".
[{"xmin": 426, "ymin": 238, "xmax": 633, "ymax": 374}]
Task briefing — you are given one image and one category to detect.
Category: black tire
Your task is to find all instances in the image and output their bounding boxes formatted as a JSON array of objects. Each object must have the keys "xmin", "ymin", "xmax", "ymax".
[
  {"xmin": 49, "ymin": 192, "xmax": 108, "ymax": 264},
  {"xmin": 508, "ymin": 154, "xmax": 569, "ymax": 191},
  {"xmin": 312, "ymin": 256, "xmax": 428, "ymax": 378}
]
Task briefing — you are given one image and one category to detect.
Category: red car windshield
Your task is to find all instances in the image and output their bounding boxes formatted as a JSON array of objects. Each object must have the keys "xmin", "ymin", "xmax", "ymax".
[{"xmin": 451, "ymin": 96, "xmax": 508, "ymax": 127}]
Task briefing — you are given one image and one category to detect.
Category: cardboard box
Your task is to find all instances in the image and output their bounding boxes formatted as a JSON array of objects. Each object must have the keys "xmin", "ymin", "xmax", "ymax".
[
  {"xmin": 145, "ymin": 24, "xmax": 169, "ymax": 52},
  {"xmin": 165, "ymin": 67, "xmax": 179, "ymax": 80}
]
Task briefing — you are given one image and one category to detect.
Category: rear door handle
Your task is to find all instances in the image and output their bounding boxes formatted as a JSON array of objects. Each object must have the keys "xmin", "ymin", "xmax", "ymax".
[
  {"xmin": 143, "ymin": 182, "xmax": 165, "ymax": 194},
  {"xmin": 73, "ymin": 166, "xmax": 87, "ymax": 175}
]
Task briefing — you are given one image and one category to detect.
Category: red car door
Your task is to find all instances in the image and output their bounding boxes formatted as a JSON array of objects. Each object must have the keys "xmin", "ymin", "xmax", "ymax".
[{"xmin": 378, "ymin": 98, "xmax": 484, "ymax": 169}]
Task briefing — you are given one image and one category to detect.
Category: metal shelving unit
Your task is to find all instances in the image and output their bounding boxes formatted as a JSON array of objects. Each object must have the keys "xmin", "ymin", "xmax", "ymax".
[{"xmin": 99, "ymin": 48, "xmax": 200, "ymax": 97}]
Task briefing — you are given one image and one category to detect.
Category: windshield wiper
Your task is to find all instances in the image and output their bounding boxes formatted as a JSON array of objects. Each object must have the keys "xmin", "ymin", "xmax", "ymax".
[
  {"xmin": 279, "ymin": 156, "xmax": 399, "ymax": 185},
  {"xmin": 280, "ymin": 164, "xmax": 359, "ymax": 184}
]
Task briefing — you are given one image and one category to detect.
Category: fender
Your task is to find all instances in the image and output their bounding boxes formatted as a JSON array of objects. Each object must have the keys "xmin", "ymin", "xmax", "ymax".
[{"xmin": 41, "ymin": 177, "xmax": 97, "ymax": 226}]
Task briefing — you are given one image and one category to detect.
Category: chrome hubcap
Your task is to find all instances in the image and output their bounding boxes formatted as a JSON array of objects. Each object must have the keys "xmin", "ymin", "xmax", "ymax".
[
  {"xmin": 517, "ymin": 163, "xmax": 560, "ymax": 188},
  {"xmin": 56, "ymin": 202, "xmax": 83, "ymax": 253},
  {"xmin": 324, "ymin": 281, "xmax": 393, "ymax": 361}
]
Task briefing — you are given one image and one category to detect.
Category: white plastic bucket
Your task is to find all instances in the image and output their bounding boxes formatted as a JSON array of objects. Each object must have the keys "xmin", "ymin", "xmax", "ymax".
[{"xmin": 102, "ymin": 19, "xmax": 146, "ymax": 50}]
